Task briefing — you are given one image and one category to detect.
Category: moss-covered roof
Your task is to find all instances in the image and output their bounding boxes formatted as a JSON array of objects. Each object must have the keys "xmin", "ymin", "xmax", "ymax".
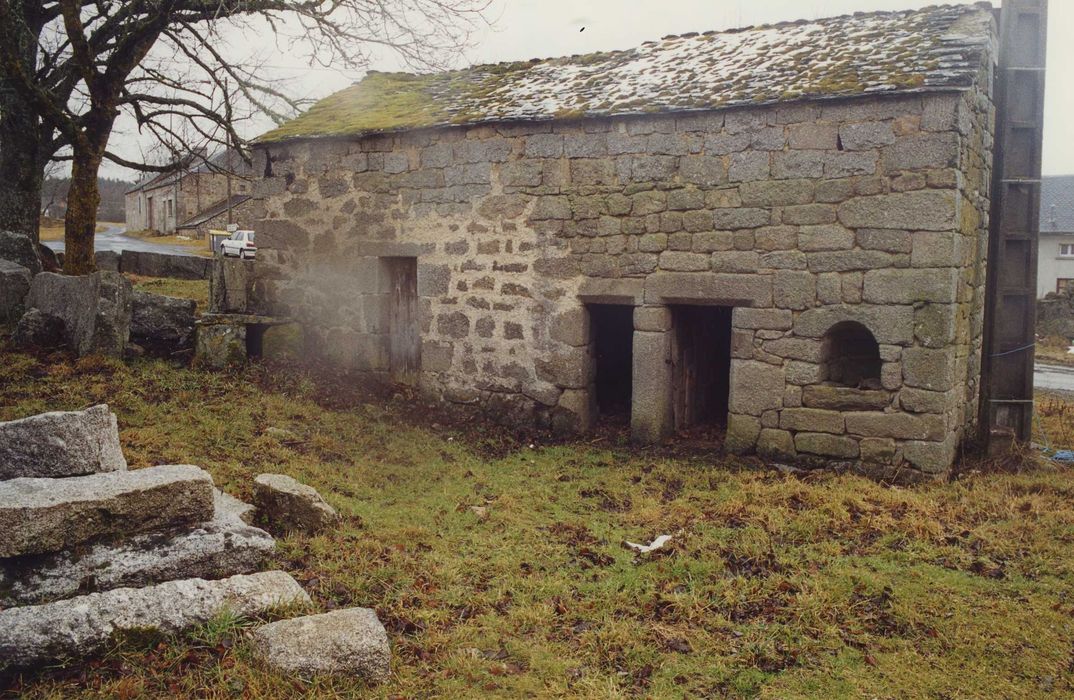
[{"xmin": 258, "ymin": 3, "xmax": 994, "ymax": 143}]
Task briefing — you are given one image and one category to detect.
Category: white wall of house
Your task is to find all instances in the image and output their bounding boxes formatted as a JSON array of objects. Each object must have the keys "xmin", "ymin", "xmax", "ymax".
[
  {"xmin": 1038, "ymin": 233, "xmax": 1074, "ymax": 297},
  {"xmin": 124, "ymin": 186, "xmax": 178, "ymax": 234}
]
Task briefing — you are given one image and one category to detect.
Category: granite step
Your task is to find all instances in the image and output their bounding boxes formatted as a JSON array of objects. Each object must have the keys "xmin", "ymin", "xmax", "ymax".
[
  {"xmin": 0, "ymin": 571, "xmax": 310, "ymax": 672},
  {"xmin": 0, "ymin": 464, "xmax": 214, "ymax": 558},
  {"xmin": 0, "ymin": 490, "xmax": 274, "ymax": 607}
]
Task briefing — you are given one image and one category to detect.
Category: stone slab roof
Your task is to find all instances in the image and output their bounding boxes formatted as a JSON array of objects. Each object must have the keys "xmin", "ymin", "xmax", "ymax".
[
  {"xmin": 1040, "ymin": 175, "xmax": 1074, "ymax": 235},
  {"xmin": 125, "ymin": 149, "xmax": 252, "ymax": 194},
  {"xmin": 259, "ymin": 2, "xmax": 995, "ymax": 144},
  {"xmin": 177, "ymin": 194, "xmax": 253, "ymax": 230}
]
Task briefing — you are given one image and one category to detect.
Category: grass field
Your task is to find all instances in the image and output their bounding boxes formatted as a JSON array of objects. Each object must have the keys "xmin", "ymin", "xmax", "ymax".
[
  {"xmin": 1, "ymin": 341, "xmax": 1073, "ymax": 698},
  {"xmin": 1036, "ymin": 335, "xmax": 1074, "ymax": 368},
  {"xmin": 38, "ymin": 220, "xmax": 119, "ymax": 242}
]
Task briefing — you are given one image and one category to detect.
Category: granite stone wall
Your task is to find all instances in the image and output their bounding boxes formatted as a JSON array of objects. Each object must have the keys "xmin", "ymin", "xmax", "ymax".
[{"xmin": 252, "ymin": 82, "xmax": 994, "ymax": 476}]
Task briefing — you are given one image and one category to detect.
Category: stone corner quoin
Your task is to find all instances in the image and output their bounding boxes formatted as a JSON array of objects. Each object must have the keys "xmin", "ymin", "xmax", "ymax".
[{"xmin": 247, "ymin": 46, "xmax": 994, "ymax": 478}]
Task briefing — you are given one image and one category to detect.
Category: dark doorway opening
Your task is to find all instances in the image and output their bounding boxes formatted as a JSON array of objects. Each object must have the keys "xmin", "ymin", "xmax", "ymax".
[
  {"xmin": 672, "ymin": 305, "xmax": 733, "ymax": 431},
  {"xmin": 246, "ymin": 324, "xmax": 266, "ymax": 358},
  {"xmin": 588, "ymin": 304, "xmax": 634, "ymax": 418},
  {"xmin": 383, "ymin": 257, "xmax": 420, "ymax": 383}
]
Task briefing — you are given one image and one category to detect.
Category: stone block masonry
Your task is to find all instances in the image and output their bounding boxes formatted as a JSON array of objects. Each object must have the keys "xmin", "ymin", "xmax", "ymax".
[{"xmin": 253, "ymin": 81, "xmax": 994, "ymax": 476}]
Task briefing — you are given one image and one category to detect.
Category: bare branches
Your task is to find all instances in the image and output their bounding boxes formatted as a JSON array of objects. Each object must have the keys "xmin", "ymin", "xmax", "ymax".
[
  {"xmin": 3, "ymin": 0, "xmax": 489, "ymax": 175},
  {"xmin": 0, "ymin": 0, "xmax": 491, "ymax": 268}
]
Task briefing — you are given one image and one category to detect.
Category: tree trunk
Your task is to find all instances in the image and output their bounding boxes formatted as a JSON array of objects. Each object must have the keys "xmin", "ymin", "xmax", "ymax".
[
  {"xmin": 0, "ymin": 117, "xmax": 44, "ymax": 242},
  {"xmin": 0, "ymin": 1, "xmax": 44, "ymax": 243},
  {"xmin": 63, "ymin": 149, "xmax": 102, "ymax": 275}
]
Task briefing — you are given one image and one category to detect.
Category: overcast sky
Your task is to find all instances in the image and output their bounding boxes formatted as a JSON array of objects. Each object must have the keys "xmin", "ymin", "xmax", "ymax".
[{"xmin": 104, "ymin": 0, "xmax": 1071, "ymax": 180}]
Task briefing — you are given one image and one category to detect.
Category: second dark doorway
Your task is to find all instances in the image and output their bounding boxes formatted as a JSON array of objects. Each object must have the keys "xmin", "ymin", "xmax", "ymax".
[{"xmin": 672, "ymin": 305, "xmax": 733, "ymax": 431}]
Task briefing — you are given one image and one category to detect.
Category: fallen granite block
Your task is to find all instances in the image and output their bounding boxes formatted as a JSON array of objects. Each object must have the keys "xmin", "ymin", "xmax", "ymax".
[
  {"xmin": 26, "ymin": 270, "xmax": 132, "ymax": 357},
  {"xmin": 131, "ymin": 290, "xmax": 197, "ymax": 354},
  {"xmin": 11, "ymin": 308, "xmax": 66, "ymax": 349},
  {"xmin": 253, "ymin": 473, "xmax": 340, "ymax": 535},
  {"xmin": 250, "ymin": 607, "xmax": 390, "ymax": 681},
  {"xmin": 0, "ymin": 464, "xmax": 214, "ymax": 558},
  {"xmin": 0, "ymin": 404, "xmax": 127, "ymax": 480},
  {"xmin": 0, "ymin": 258, "xmax": 31, "ymax": 323},
  {"xmin": 0, "ymin": 571, "xmax": 311, "ymax": 672},
  {"xmin": 0, "ymin": 231, "xmax": 42, "ymax": 275},
  {"xmin": 0, "ymin": 492, "xmax": 275, "ymax": 606}
]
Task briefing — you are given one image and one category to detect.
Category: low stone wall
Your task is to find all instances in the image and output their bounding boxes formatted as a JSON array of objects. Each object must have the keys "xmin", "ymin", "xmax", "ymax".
[{"xmin": 118, "ymin": 250, "xmax": 211, "ymax": 280}]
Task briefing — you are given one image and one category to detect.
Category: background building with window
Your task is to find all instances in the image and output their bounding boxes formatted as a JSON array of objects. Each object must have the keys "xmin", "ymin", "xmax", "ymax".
[
  {"xmin": 124, "ymin": 149, "xmax": 256, "ymax": 236},
  {"xmin": 1037, "ymin": 175, "xmax": 1074, "ymax": 297}
]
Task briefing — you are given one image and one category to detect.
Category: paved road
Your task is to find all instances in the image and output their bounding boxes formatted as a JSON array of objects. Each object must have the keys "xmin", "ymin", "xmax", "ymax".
[
  {"xmin": 1035, "ymin": 363, "xmax": 1074, "ymax": 394},
  {"xmin": 46, "ymin": 224, "xmax": 203, "ymax": 257}
]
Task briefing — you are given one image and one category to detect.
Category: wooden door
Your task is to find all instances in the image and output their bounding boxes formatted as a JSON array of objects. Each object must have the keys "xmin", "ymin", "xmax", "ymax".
[
  {"xmin": 386, "ymin": 257, "xmax": 420, "ymax": 383},
  {"xmin": 672, "ymin": 305, "xmax": 732, "ymax": 430}
]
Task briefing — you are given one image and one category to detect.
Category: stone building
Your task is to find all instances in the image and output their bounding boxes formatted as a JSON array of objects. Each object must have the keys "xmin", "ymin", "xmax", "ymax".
[
  {"xmin": 1036, "ymin": 176, "xmax": 1074, "ymax": 298},
  {"xmin": 125, "ymin": 150, "xmax": 255, "ymax": 235},
  {"xmin": 250, "ymin": 3, "xmax": 997, "ymax": 476},
  {"xmin": 175, "ymin": 194, "xmax": 262, "ymax": 240}
]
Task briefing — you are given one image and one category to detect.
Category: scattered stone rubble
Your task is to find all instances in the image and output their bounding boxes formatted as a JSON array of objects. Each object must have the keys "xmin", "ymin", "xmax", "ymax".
[
  {"xmin": 253, "ymin": 473, "xmax": 341, "ymax": 534},
  {"xmin": 0, "ymin": 233, "xmax": 271, "ymax": 367},
  {"xmin": 250, "ymin": 607, "xmax": 391, "ymax": 680},
  {"xmin": 130, "ymin": 289, "xmax": 197, "ymax": 355},
  {"xmin": 0, "ymin": 403, "xmax": 389, "ymax": 682},
  {"xmin": 0, "ymin": 230, "xmax": 199, "ymax": 360}
]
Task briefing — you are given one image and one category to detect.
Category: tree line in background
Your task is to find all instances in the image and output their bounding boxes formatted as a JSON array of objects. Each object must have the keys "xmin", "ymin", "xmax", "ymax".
[
  {"xmin": 41, "ymin": 176, "xmax": 130, "ymax": 223},
  {"xmin": 0, "ymin": 0, "xmax": 488, "ymax": 274}
]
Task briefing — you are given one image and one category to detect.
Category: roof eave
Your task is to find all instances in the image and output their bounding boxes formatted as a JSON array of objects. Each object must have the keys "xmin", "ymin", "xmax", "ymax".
[{"xmin": 253, "ymin": 84, "xmax": 974, "ymax": 148}]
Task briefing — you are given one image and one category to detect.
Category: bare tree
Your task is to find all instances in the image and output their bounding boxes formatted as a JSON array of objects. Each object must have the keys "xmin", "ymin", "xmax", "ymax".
[
  {"xmin": 0, "ymin": 0, "xmax": 488, "ymax": 273},
  {"xmin": 39, "ymin": 160, "xmax": 66, "ymax": 217}
]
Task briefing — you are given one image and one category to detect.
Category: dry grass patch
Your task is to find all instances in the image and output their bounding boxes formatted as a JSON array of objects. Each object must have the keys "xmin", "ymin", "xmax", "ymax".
[
  {"xmin": 1036, "ymin": 335, "xmax": 1074, "ymax": 368},
  {"xmin": 1, "ymin": 343, "xmax": 1073, "ymax": 698},
  {"xmin": 126, "ymin": 274, "xmax": 209, "ymax": 313},
  {"xmin": 124, "ymin": 229, "xmax": 213, "ymax": 257},
  {"xmin": 38, "ymin": 218, "xmax": 119, "ymax": 242}
]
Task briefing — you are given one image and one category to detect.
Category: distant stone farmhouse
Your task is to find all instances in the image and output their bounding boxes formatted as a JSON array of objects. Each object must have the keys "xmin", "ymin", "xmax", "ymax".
[
  {"xmin": 249, "ymin": 3, "xmax": 997, "ymax": 476},
  {"xmin": 1037, "ymin": 176, "xmax": 1074, "ymax": 298},
  {"xmin": 125, "ymin": 151, "xmax": 258, "ymax": 236}
]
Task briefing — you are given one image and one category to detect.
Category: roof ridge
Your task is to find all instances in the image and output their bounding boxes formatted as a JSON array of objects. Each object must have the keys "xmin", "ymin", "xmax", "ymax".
[
  {"xmin": 260, "ymin": 2, "xmax": 995, "ymax": 143},
  {"xmin": 364, "ymin": 2, "xmax": 990, "ymax": 81}
]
